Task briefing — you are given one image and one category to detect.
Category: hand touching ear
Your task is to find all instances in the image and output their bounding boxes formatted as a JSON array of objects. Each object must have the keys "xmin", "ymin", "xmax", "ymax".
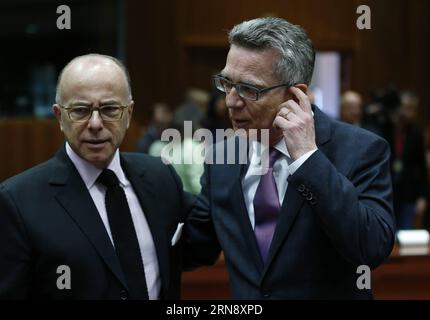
[{"xmin": 273, "ymin": 87, "xmax": 317, "ymax": 160}]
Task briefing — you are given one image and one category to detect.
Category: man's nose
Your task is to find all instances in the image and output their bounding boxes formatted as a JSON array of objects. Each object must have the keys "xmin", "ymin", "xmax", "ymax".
[
  {"xmin": 225, "ymin": 87, "xmax": 245, "ymax": 109},
  {"xmin": 87, "ymin": 110, "xmax": 104, "ymax": 130}
]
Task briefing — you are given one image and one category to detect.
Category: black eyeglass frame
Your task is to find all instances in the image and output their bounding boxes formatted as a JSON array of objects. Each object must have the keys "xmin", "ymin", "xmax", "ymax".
[{"xmin": 213, "ymin": 75, "xmax": 293, "ymax": 101}]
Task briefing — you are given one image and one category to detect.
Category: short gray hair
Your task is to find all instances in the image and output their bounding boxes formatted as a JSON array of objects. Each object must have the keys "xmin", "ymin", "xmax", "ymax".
[
  {"xmin": 55, "ymin": 53, "xmax": 133, "ymax": 104},
  {"xmin": 228, "ymin": 17, "xmax": 315, "ymax": 85}
]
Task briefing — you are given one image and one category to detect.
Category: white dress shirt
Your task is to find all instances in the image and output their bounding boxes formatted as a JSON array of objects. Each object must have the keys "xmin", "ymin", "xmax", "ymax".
[
  {"xmin": 66, "ymin": 143, "xmax": 161, "ymax": 299},
  {"xmin": 242, "ymin": 139, "xmax": 317, "ymax": 229}
]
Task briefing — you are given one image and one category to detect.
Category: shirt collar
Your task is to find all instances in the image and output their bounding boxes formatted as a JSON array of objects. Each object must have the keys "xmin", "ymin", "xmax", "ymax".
[
  {"xmin": 65, "ymin": 142, "xmax": 129, "ymax": 189},
  {"xmin": 249, "ymin": 138, "xmax": 291, "ymax": 161},
  {"xmin": 273, "ymin": 138, "xmax": 290, "ymax": 159}
]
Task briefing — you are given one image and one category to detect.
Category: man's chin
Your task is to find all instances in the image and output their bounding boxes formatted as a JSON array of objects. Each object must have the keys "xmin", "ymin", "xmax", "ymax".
[{"xmin": 82, "ymin": 150, "xmax": 111, "ymax": 168}]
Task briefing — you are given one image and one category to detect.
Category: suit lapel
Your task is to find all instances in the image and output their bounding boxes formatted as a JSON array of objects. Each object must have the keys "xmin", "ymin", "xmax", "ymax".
[
  {"xmin": 229, "ymin": 163, "xmax": 265, "ymax": 273},
  {"xmin": 121, "ymin": 156, "xmax": 170, "ymax": 299},
  {"xmin": 262, "ymin": 106, "xmax": 332, "ymax": 275},
  {"xmin": 50, "ymin": 147, "xmax": 128, "ymax": 289}
]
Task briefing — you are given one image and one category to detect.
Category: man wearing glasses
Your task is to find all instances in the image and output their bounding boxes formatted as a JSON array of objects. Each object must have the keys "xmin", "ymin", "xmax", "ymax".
[
  {"xmin": 186, "ymin": 17, "xmax": 395, "ymax": 299},
  {"xmin": 0, "ymin": 54, "xmax": 212, "ymax": 299}
]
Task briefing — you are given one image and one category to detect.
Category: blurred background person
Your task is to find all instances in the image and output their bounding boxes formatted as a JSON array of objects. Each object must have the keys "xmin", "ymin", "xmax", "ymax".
[
  {"xmin": 424, "ymin": 125, "xmax": 430, "ymax": 230},
  {"xmin": 173, "ymin": 88, "xmax": 209, "ymax": 134},
  {"xmin": 136, "ymin": 102, "xmax": 173, "ymax": 153},
  {"xmin": 340, "ymin": 90, "xmax": 363, "ymax": 126},
  {"xmin": 390, "ymin": 91, "xmax": 428, "ymax": 229},
  {"xmin": 361, "ymin": 87, "xmax": 401, "ymax": 140},
  {"xmin": 340, "ymin": 89, "xmax": 385, "ymax": 136},
  {"xmin": 148, "ymin": 90, "xmax": 209, "ymax": 194},
  {"xmin": 201, "ymin": 88, "xmax": 231, "ymax": 144},
  {"xmin": 149, "ymin": 134, "xmax": 205, "ymax": 195}
]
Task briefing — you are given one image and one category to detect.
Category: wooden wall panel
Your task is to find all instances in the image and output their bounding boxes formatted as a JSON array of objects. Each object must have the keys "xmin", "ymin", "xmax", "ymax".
[
  {"xmin": 1, "ymin": 4, "xmax": 428, "ymax": 175},
  {"xmin": 350, "ymin": 0, "xmax": 430, "ymax": 120},
  {"xmin": 182, "ymin": 255, "xmax": 230, "ymax": 300},
  {"xmin": 177, "ymin": 0, "xmax": 356, "ymax": 49},
  {"xmin": 173, "ymin": 0, "xmax": 357, "ymax": 102},
  {"xmin": 0, "ymin": 119, "xmax": 142, "ymax": 181},
  {"xmin": 2, "ymin": 0, "xmax": 428, "ymax": 179},
  {"xmin": 351, "ymin": 0, "xmax": 407, "ymax": 97},
  {"xmin": 0, "ymin": 119, "xmax": 63, "ymax": 181},
  {"xmin": 125, "ymin": 0, "xmax": 178, "ymax": 125},
  {"xmin": 126, "ymin": 0, "xmax": 359, "ymax": 124},
  {"xmin": 407, "ymin": 0, "xmax": 430, "ymax": 121},
  {"xmin": 126, "ymin": 0, "xmax": 429, "ymax": 125}
]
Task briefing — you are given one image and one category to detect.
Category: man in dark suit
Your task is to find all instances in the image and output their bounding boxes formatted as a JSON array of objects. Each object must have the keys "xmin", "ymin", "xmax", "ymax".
[
  {"xmin": 186, "ymin": 17, "xmax": 395, "ymax": 299},
  {"xmin": 0, "ymin": 54, "xmax": 205, "ymax": 299}
]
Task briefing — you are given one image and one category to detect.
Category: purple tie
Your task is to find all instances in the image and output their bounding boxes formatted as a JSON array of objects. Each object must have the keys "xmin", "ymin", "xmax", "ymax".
[{"xmin": 253, "ymin": 148, "xmax": 281, "ymax": 264}]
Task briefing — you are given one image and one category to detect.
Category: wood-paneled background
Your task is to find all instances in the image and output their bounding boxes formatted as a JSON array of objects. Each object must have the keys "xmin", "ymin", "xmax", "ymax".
[
  {"xmin": 1, "ymin": 0, "xmax": 429, "ymax": 180},
  {"xmin": 126, "ymin": 0, "xmax": 430, "ymax": 125}
]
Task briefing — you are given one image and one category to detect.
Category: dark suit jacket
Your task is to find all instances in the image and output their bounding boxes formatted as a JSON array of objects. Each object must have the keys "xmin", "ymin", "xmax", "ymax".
[
  {"xmin": 186, "ymin": 106, "xmax": 395, "ymax": 299},
  {"xmin": 0, "ymin": 146, "xmax": 190, "ymax": 299}
]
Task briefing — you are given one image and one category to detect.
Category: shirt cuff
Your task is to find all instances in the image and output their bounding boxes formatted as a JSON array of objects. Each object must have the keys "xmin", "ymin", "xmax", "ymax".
[{"xmin": 288, "ymin": 149, "xmax": 318, "ymax": 175}]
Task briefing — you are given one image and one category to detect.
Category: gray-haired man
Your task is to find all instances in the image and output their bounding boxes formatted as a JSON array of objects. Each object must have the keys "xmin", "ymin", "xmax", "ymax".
[{"xmin": 186, "ymin": 17, "xmax": 395, "ymax": 299}]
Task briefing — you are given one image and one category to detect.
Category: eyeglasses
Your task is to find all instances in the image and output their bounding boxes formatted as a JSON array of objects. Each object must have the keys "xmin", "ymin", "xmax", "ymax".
[
  {"xmin": 60, "ymin": 104, "xmax": 129, "ymax": 122},
  {"xmin": 213, "ymin": 75, "xmax": 292, "ymax": 101}
]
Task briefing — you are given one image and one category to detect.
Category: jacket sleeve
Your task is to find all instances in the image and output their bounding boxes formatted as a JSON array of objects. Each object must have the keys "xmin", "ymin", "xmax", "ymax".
[
  {"xmin": 287, "ymin": 137, "xmax": 395, "ymax": 269},
  {"xmin": 0, "ymin": 184, "xmax": 32, "ymax": 298},
  {"xmin": 181, "ymin": 162, "xmax": 221, "ymax": 271}
]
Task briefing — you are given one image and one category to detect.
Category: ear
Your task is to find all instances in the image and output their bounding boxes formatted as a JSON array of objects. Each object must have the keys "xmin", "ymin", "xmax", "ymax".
[
  {"xmin": 52, "ymin": 104, "xmax": 64, "ymax": 132},
  {"xmin": 126, "ymin": 101, "xmax": 134, "ymax": 129}
]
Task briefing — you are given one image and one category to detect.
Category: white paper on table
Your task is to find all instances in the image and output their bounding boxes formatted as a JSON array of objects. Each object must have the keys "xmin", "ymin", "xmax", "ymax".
[{"xmin": 396, "ymin": 229, "xmax": 430, "ymax": 246}]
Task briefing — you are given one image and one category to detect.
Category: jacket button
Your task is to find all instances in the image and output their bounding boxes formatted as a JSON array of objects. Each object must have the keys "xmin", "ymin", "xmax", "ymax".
[
  {"xmin": 310, "ymin": 199, "xmax": 317, "ymax": 205},
  {"xmin": 262, "ymin": 289, "xmax": 271, "ymax": 298},
  {"xmin": 120, "ymin": 290, "xmax": 128, "ymax": 300},
  {"xmin": 306, "ymin": 193, "xmax": 313, "ymax": 201},
  {"xmin": 297, "ymin": 184, "xmax": 306, "ymax": 192}
]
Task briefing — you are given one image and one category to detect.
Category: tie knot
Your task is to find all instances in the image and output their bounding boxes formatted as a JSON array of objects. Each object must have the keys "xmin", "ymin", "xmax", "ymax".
[
  {"xmin": 268, "ymin": 148, "xmax": 280, "ymax": 168},
  {"xmin": 97, "ymin": 169, "xmax": 119, "ymax": 188}
]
